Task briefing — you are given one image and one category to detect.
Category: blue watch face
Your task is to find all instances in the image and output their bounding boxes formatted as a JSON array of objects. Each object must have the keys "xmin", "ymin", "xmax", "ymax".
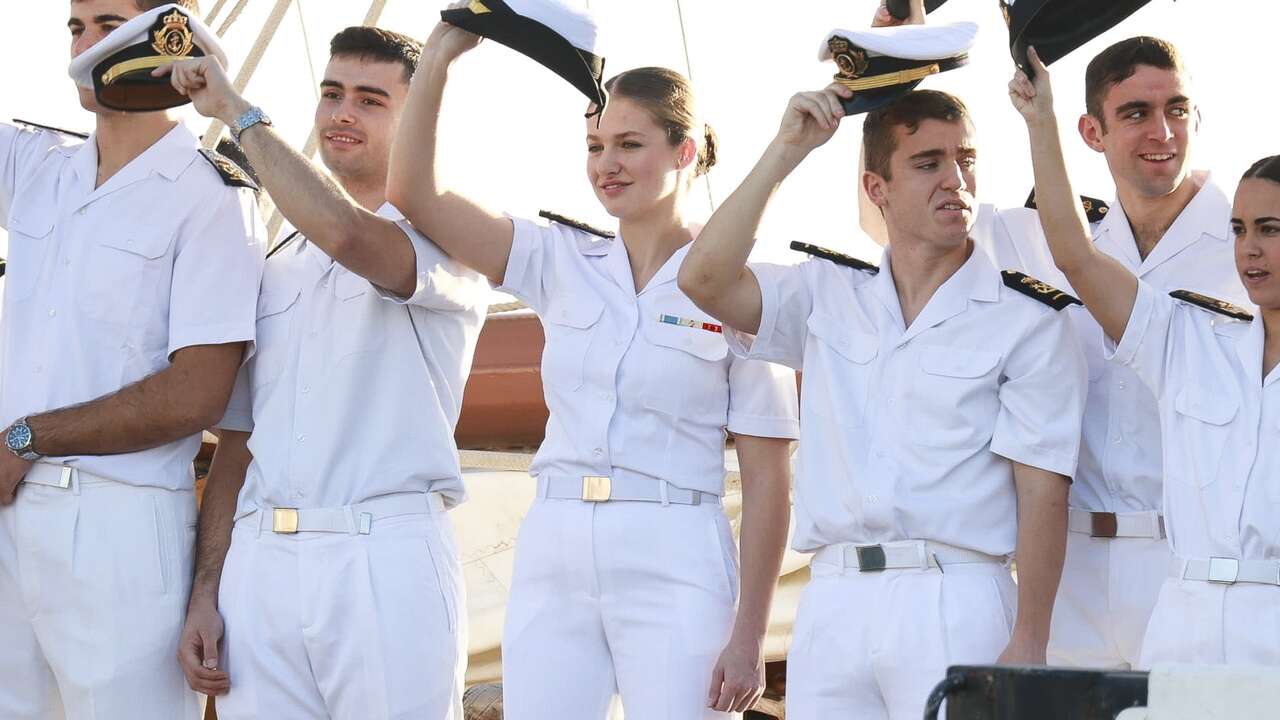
[{"xmin": 7, "ymin": 423, "xmax": 31, "ymax": 451}]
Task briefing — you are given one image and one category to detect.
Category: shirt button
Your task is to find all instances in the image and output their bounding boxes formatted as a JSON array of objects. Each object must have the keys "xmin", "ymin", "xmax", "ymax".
[
  {"xmin": 301, "ymin": 385, "xmax": 310, "ymax": 394},
  {"xmin": 47, "ymin": 309, "xmax": 56, "ymax": 317},
  {"xmin": 873, "ymin": 449, "xmax": 884, "ymax": 459},
  {"xmin": 592, "ymin": 448, "xmax": 604, "ymax": 458},
  {"xmin": 1118, "ymin": 381, "xmax": 1127, "ymax": 390},
  {"xmin": 293, "ymin": 491, "xmax": 304, "ymax": 499},
  {"xmin": 77, "ymin": 208, "xmax": 86, "ymax": 216},
  {"xmin": 866, "ymin": 495, "xmax": 879, "ymax": 504},
  {"xmin": 62, "ymin": 258, "xmax": 71, "ymax": 266},
  {"xmin": 296, "ymin": 434, "xmax": 306, "ymax": 443},
  {"xmin": 34, "ymin": 365, "xmax": 43, "ymax": 374}
]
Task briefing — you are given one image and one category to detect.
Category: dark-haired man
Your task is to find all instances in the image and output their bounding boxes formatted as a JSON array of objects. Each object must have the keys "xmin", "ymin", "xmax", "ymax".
[
  {"xmin": 163, "ymin": 26, "xmax": 487, "ymax": 719},
  {"xmin": 0, "ymin": 1, "xmax": 263, "ymax": 718},
  {"xmin": 986, "ymin": 36, "xmax": 1249, "ymax": 670},
  {"xmin": 679, "ymin": 80, "xmax": 1086, "ymax": 718}
]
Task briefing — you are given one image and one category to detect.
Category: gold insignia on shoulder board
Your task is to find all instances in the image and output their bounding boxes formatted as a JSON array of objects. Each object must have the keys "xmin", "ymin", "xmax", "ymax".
[
  {"xmin": 468, "ymin": 0, "xmax": 492, "ymax": 13},
  {"xmin": 153, "ymin": 10, "xmax": 194, "ymax": 57},
  {"xmin": 830, "ymin": 37, "xmax": 869, "ymax": 81},
  {"xmin": 1000, "ymin": 0, "xmax": 1013, "ymax": 28}
]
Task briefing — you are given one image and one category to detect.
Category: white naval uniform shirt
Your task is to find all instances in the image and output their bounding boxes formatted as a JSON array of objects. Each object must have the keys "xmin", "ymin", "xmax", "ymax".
[
  {"xmin": 1113, "ymin": 282, "xmax": 1279, "ymax": 562},
  {"xmin": 499, "ymin": 217, "xmax": 800, "ymax": 494},
  {"xmin": 0, "ymin": 122, "xmax": 264, "ymax": 490},
  {"xmin": 735, "ymin": 245, "xmax": 1087, "ymax": 556},
  {"xmin": 218, "ymin": 204, "xmax": 487, "ymax": 512},
  {"xmin": 975, "ymin": 178, "xmax": 1247, "ymax": 514}
]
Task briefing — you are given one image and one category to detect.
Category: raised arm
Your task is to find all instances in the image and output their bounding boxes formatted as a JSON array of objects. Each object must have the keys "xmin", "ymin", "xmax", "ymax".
[
  {"xmin": 385, "ymin": 18, "xmax": 514, "ymax": 286},
  {"xmin": 160, "ymin": 58, "xmax": 420, "ymax": 298},
  {"xmin": 1009, "ymin": 48, "xmax": 1137, "ymax": 342},
  {"xmin": 678, "ymin": 85, "xmax": 852, "ymax": 334}
]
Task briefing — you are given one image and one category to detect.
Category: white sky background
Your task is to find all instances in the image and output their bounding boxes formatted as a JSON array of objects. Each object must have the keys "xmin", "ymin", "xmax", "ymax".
[{"xmin": 0, "ymin": 0, "xmax": 1265, "ymax": 263}]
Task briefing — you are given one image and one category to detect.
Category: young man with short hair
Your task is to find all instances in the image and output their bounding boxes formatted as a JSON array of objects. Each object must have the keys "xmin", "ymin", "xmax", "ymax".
[
  {"xmin": 164, "ymin": 26, "xmax": 487, "ymax": 719},
  {"xmin": 0, "ymin": 1, "xmax": 265, "ymax": 718},
  {"xmin": 678, "ymin": 82, "xmax": 1086, "ymax": 719}
]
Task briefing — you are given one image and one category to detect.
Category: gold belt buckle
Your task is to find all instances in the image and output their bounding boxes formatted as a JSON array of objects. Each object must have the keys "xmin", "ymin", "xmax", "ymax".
[
  {"xmin": 272, "ymin": 508, "xmax": 300, "ymax": 534},
  {"xmin": 581, "ymin": 476, "xmax": 612, "ymax": 502}
]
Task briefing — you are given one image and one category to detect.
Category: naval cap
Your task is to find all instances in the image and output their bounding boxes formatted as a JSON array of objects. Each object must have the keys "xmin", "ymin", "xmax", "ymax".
[
  {"xmin": 442, "ymin": 0, "xmax": 607, "ymax": 117},
  {"xmin": 818, "ymin": 21, "xmax": 978, "ymax": 115},
  {"xmin": 1002, "ymin": 0, "xmax": 1153, "ymax": 73},
  {"xmin": 68, "ymin": 3, "xmax": 226, "ymax": 112}
]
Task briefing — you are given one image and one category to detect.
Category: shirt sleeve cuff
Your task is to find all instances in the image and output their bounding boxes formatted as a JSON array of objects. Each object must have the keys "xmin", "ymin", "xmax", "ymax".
[
  {"xmin": 1107, "ymin": 280, "xmax": 1157, "ymax": 367},
  {"xmin": 167, "ymin": 323, "xmax": 255, "ymax": 360},
  {"xmin": 990, "ymin": 440, "xmax": 1078, "ymax": 480},
  {"xmin": 728, "ymin": 411, "xmax": 801, "ymax": 440}
]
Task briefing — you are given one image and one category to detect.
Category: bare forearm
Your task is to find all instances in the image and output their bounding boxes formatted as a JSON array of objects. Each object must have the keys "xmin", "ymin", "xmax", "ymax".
[
  {"xmin": 1010, "ymin": 465, "xmax": 1069, "ymax": 648},
  {"xmin": 26, "ymin": 343, "xmax": 243, "ymax": 457},
  {"xmin": 388, "ymin": 47, "xmax": 511, "ymax": 284},
  {"xmin": 190, "ymin": 431, "xmax": 250, "ymax": 606},
  {"xmin": 1025, "ymin": 117, "xmax": 1137, "ymax": 340},
  {"xmin": 681, "ymin": 141, "xmax": 803, "ymax": 312},
  {"xmin": 730, "ymin": 437, "xmax": 793, "ymax": 641}
]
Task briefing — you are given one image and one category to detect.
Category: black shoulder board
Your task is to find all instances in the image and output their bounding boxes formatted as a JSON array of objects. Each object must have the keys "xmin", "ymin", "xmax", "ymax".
[
  {"xmin": 538, "ymin": 210, "xmax": 615, "ymax": 239},
  {"xmin": 266, "ymin": 230, "xmax": 301, "ymax": 260},
  {"xmin": 1025, "ymin": 189, "xmax": 1110, "ymax": 224},
  {"xmin": 1002, "ymin": 270, "xmax": 1082, "ymax": 310},
  {"xmin": 1170, "ymin": 289, "xmax": 1253, "ymax": 321},
  {"xmin": 0, "ymin": 258, "xmax": 6, "ymax": 279},
  {"xmin": 198, "ymin": 148, "xmax": 259, "ymax": 191},
  {"xmin": 790, "ymin": 241, "xmax": 878, "ymax": 274},
  {"xmin": 12, "ymin": 118, "xmax": 89, "ymax": 140}
]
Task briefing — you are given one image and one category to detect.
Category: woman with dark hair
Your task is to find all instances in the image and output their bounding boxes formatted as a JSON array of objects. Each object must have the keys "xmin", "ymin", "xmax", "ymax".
[
  {"xmin": 1012, "ymin": 48, "xmax": 1280, "ymax": 667},
  {"xmin": 387, "ymin": 13, "xmax": 799, "ymax": 720}
]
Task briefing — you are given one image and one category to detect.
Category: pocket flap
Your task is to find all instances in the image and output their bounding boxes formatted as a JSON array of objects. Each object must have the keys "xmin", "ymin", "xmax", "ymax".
[
  {"xmin": 256, "ymin": 288, "xmax": 300, "ymax": 319},
  {"xmin": 1174, "ymin": 387, "xmax": 1237, "ymax": 426},
  {"xmin": 335, "ymin": 271, "xmax": 369, "ymax": 300},
  {"xmin": 806, "ymin": 312, "xmax": 877, "ymax": 364},
  {"xmin": 545, "ymin": 298, "xmax": 605, "ymax": 329},
  {"xmin": 646, "ymin": 318, "xmax": 729, "ymax": 361},
  {"xmin": 7, "ymin": 212, "xmax": 53, "ymax": 238},
  {"xmin": 920, "ymin": 346, "xmax": 1002, "ymax": 378},
  {"xmin": 99, "ymin": 232, "xmax": 172, "ymax": 260}
]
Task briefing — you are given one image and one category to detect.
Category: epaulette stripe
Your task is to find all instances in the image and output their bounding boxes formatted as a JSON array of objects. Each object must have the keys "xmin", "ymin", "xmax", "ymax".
[
  {"xmin": 539, "ymin": 210, "xmax": 615, "ymax": 239},
  {"xmin": 198, "ymin": 148, "xmax": 259, "ymax": 191},
  {"xmin": 1001, "ymin": 270, "xmax": 1082, "ymax": 311},
  {"xmin": 1169, "ymin": 289, "xmax": 1253, "ymax": 322},
  {"xmin": 267, "ymin": 230, "xmax": 301, "ymax": 260},
  {"xmin": 0, "ymin": 258, "xmax": 6, "ymax": 279},
  {"xmin": 12, "ymin": 118, "xmax": 90, "ymax": 140},
  {"xmin": 1025, "ymin": 189, "xmax": 1110, "ymax": 224},
  {"xmin": 790, "ymin": 241, "xmax": 878, "ymax": 274}
]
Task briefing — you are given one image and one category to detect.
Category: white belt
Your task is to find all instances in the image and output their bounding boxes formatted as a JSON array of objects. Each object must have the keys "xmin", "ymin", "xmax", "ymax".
[
  {"xmin": 22, "ymin": 463, "xmax": 115, "ymax": 491},
  {"xmin": 538, "ymin": 473, "xmax": 720, "ymax": 506},
  {"xmin": 812, "ymin": 540, "xmax": 1007, "ymax": 572},
  {"xmin": 236, "ymin": 492, "xmax": 445, "ymax": 536},
  {"xmin": 1068, "ymin": 507, "xmax": 1165, "ymax": 539},
  {"xmin": 1173, "ymin": 556, "xmax": 1280, "ymax": 586}
]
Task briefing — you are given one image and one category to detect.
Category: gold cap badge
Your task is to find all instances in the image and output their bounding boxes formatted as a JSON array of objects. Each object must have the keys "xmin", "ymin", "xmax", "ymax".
[{"xmin": 152, "ymin": 10, "xmax": 194, "ymax": 58}]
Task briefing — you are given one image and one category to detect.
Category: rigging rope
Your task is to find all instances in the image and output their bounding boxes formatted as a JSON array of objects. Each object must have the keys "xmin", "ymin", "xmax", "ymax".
[
  {"xmin": 672, "ymin": 0, "xmax": 716, "ymax": 213},
  {"xmin": 216, "ymin": 0, "xmax": 252, "ymax": 37},
  {"xmin": 204, "ymin": 0, "xmax": 296, "ymax": 150},
  {"xmin": 295, "ymin": 0, "xmax": 321, "ymax": 104},
  {"xmin": 204, "ymin": 0, "xmax": 231, "ymax": 26}
]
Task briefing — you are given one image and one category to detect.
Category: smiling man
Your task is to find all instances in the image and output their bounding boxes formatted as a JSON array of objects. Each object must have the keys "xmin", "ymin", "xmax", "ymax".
[
  {"xmin": 161, "ymin": 26, "xmax": 487, "ymax": 719},
  {"xmin": 0, "ymin": 1, "xmax": 265, "ymax": 718}
]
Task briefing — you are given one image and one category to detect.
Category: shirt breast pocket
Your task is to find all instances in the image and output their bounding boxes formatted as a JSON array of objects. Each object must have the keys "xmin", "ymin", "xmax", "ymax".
[
  {"xmin": 330, "ymin": 272, "xmax": 387, "ymax": 364},
  {"xmin": 4, "ymin": 212, "xmax": 53, "ymax": 301},
  {"xmin": 804, "ymin": 313, "xmax": 877, "ymax": 426},
  {"xmin": 911, "ymin": 345, "xmax": 1002, "ymax": 449},
  {"xmin": 250, "ymin": 288, "xmax": 300, "ymax": 390},
  {"xmin": 540, "ymin": 297, "xmax": 605, "ymax": 391},
  {"xmin": 641, "ymin": 319, "xmax": 729, "ymax": 419},
  {"xmin": 1171, "ymin": 386, "xmax": 1237, "ymax": 488},
  {"xmin": 78, "ymin": 232, "xmax": 173, "ymax": 325}
]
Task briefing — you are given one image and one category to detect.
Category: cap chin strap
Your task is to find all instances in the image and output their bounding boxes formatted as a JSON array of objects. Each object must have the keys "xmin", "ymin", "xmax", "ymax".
[{"xmin": 833, "ymin": 54, "xmax": 968, "ymax": 93}]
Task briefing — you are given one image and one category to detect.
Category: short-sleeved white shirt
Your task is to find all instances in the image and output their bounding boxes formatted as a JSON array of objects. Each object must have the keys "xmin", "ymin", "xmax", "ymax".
[
  {"xmin": 735, "ymin": 245, "xmax": 1087, "ymax": 555},
  {"xmin": 974, "ymin": 179, "xmax": 1248, "ymax": 514},
  {"xmin": 219, "ymin": 204, "xmax": 487, "ymax": 512},
  {"xmin": 499, "ymin": 217, "xmax": 799, "ymax": 495},
  {"xmin": 1112, "ymin": 282, "xmax": 1278, "ymax": 561},
  {"xmin": 0, "ymin": 121, "xmax": 265, "ymax": 490}
]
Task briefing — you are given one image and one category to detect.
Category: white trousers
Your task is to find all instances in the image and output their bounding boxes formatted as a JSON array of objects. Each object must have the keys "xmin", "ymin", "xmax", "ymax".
[
  {"xmin": 0, "ymin": 471, "xmax": 202, "ymax": 720},
  {"xmin": 786, "ymin": 557, "xmax": 1016, "ymax": 720},
  {"xmin": 1047, "ymin": 531, "xmax": 1169, "ymax": 668},
  {"xmin": 216, "ymin": 495, "xmax": 466, "ymax": 720},
  {"xmin": 501, "ymin": 496, "xmax": 740, "ymax": 720},
  {"xmin": 1140, "ymin": 576, "xmax": 1280, "ymax": 667}
]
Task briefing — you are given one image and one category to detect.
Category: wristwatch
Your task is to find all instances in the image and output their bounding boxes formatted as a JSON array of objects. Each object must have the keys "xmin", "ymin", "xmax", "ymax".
[
  {"xmin": 6, "ymin": 417, "xmax": 42, "ymax": 462},
  {"xmin": 229, "ymin": 105, "xmax": 272, "ymax": 144}
]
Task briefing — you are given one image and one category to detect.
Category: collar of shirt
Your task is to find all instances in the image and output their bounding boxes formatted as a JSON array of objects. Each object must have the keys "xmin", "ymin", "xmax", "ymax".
[
  {"xmin": 1097, "ymin": 172, "xmax": 1230, "ymax": 275},
  {"xmin": 871, "ymin": 242, "xmax": 1000, "ymax": 342},
  {"xmin": 600, "ymin": 232, "xmax": 695, "ymax": 297},
  {"xmin": 64, "ymin": 123, "xmax": 200, "ymax": 206}
]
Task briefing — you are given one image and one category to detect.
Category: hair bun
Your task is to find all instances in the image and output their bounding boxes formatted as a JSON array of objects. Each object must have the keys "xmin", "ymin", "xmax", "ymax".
[{"xmin": 698, "ymin": 123, "xmax": 719, "ymax": 177}]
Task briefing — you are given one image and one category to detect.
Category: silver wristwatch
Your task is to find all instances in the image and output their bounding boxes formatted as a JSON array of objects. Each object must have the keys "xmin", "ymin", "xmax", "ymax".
[
  {"xmin": 6, "ymin": 417, "xmax": 42, "ymax": 462},
  {"xmin": 229, "ymin": 105, "xmax": 272, "ymax": 144}
]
